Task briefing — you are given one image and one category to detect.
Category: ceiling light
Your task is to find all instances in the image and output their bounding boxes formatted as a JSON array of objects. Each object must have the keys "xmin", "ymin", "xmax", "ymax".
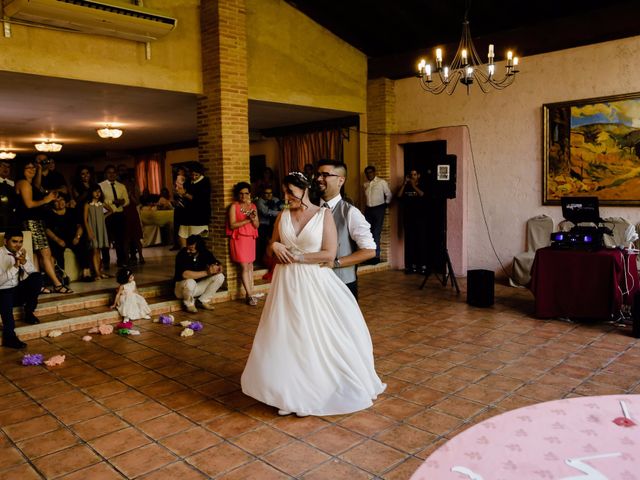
[
  {"xmin": 416, "ymin": 8, "xmax": 519, "ymax": 95},
  {"xmin": 0, "ymin": 151, "xmax": 16, "ymax": 160},
  {"xmin": 34, "ymin": 141, "xmax": 63, "ymax": 152},
  {"xmin": 97, "ymin": 125, "xmax": 124, "ymax": 139}
]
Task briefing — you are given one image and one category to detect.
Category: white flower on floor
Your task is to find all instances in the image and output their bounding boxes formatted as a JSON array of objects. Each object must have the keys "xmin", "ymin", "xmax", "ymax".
[
  {"xmin": 47, "ymin": 330, "xmax": 63, "ymax": 338},
  {"xmin": 87, "ymin": 327, "xmax": 99, "ymax": 334},
  {"xmin": 180, "ymin": 320, "xmax": 191, "ymax": 327},
  {"xmin": 82, "ymin": 335, "xmax": 92, "ymax": 342},
  {"xmin": 180, "ymin": 328, "xmax": 194, "ymax": 337}
]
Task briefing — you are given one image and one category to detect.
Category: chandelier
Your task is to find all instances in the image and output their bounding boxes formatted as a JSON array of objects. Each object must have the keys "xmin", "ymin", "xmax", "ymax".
[
  {"xmin": 97, "ymin": 125, "xmax": 123, "ymax": 139},
  {"xmin": 416, "ymin": 10, "xmax": 519, "ymax": 95},
  {"xmin": 0, "ymin": 151, "xmax": 16, "ymax": 160},
  {"xmin": 34, "ymin": 140, "xmax": 62, "ymax": 152}
]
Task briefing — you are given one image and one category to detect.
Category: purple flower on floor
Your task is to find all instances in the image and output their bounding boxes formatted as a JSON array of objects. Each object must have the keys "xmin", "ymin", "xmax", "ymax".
[
  {"xmin": 159, "ymin": 314, "xmax": 174, "ymax": 325},
  {"xmin": 22, "ymin": 353, "xmax": 44, "ymax": 366},
  {"xmin": 189, "ymin": 321, "xmax": 203, "ymax": 332}
]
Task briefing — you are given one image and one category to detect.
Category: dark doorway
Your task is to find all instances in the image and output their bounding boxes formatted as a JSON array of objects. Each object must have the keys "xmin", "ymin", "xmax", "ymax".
[{"xmin": 402, "ymin": 140, "xmax": 452, "ymax": 274}]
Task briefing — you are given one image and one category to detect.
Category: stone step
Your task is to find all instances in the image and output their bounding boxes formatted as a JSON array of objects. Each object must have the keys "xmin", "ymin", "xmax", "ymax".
[{"xmin": 12, "ymin": 262, "xmax": 389, "ymax": 340}]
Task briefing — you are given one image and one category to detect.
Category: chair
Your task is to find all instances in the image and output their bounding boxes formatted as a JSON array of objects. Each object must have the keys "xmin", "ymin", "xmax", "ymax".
[
  {"xmin": 510, "ymin": 215, "xmax": 554, "ymax": 287},
  {"xmin": 601, "ymin": 217, "xmax": 632, "ymax": 248}
]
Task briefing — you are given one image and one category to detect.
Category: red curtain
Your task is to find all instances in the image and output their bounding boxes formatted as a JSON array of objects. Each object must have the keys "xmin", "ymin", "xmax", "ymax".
[
  {"xmin": 135, "ymin": 153, "xmax": 163, "ymax": 194},
  {"xmin": 277, "ymin": 129, "xmax": 344, "ymax": 175}
]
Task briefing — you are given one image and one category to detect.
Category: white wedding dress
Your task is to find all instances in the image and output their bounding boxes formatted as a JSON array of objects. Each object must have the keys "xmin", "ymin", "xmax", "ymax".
[{"xmin": 241, "ymin": 208, "xmax": 386, "ymax": 416}]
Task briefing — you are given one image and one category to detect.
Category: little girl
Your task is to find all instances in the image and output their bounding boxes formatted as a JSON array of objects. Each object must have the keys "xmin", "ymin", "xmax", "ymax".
[
  {"xmin": 84, "ymin": 185, "xmax": 112, "ymax": 280},
  {"xmin": 111, "ymin": 268, "xmax": 151, "ymax": 321}
]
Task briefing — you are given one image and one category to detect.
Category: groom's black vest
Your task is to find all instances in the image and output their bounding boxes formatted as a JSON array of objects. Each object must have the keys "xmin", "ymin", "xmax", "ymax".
[{"xmin": 331, "ymin": 200, "xmax": 357, "ymax": 285}]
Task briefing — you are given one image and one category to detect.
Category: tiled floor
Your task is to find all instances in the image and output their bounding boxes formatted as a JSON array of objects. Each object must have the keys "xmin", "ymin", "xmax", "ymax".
[{"xmin": 1, "ymin": 271, "xmax": 640, "ymax": 479}]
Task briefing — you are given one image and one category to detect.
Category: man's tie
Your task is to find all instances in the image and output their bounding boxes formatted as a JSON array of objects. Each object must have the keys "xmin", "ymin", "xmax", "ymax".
[
  {"xmin": 322, "ymin": 202, "xmax": 330, "ymax": 209},
  {"xmin": 110, "ymin": 182, "xmax": 118, "ymax": 204}
]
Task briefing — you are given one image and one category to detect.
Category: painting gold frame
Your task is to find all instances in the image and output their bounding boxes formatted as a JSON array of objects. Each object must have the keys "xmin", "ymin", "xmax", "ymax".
[{"xmin": 543, "ymin": 92, "xmax": 640, "ymax": 205}]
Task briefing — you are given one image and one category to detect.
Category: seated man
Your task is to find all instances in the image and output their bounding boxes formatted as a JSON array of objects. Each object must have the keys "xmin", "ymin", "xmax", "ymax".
[
  {"xmin": 174, "ymin": 234, "xmax": 224, "ymax": 313},
  {"xmin": 1, "ymin": 229, "xmax": 43, "ymax": 349}
]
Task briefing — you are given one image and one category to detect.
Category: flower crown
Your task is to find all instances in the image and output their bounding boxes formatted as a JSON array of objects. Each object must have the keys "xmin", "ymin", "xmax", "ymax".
[{"xmin": 288, "ymin": 171, "xmax": 310, "ymax": 187}]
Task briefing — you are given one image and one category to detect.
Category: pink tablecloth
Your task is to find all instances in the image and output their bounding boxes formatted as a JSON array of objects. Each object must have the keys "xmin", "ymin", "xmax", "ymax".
[{"xmin": 411, "ymin": 395, "xmax": 640, "ymax": 480}]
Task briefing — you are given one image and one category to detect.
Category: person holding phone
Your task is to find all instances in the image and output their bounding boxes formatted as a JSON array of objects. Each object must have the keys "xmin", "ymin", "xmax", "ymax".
[
  {"xmin": 0, "ymin": 229, "xmax": 44, "ymax": 348},
  {"xmin": 397, "ymin": 169, "xmax": 426, "ymax": 274}
]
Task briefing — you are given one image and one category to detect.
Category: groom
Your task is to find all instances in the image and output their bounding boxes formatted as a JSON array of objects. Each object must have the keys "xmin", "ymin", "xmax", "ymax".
[{"xmin": 317, "ymin": 160, "xmax": 376, "ymax": 299}]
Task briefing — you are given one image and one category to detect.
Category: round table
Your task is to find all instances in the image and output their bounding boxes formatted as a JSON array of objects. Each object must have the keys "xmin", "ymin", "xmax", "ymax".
[{"xmin": 411, "ymin": 395, "xmax": 640, "ymax": 480}]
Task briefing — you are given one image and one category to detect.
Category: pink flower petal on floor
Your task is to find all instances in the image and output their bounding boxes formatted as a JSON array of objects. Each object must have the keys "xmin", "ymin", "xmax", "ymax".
[
  {"xmin": 47, "ymin": 330, "xmax": 63, "ymax": 338},
  {"xmin": 87, "ymin": 327, "xmax": 99, "ymax": 334},
  {"xmin": 98, "ymin": 325, "xmax": 114, "ymax": 335},
  {"xmin": 44, "ymin": 355, "xmax": 65, "ymax": 367},
  {"xmin": 82, "ymin": 335, "xmax": 92, "ymax": 342}
]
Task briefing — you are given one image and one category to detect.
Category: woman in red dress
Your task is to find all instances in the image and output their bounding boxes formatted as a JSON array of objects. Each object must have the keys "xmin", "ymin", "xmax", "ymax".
[{"xmin": 227, "ymin": 182, "xmax": 260, "ymax": 305}]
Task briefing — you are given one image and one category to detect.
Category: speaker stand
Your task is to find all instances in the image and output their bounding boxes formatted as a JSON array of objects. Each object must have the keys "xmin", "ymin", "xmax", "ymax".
[
  {"xmin": 420, "ymin": 248, "xmax": 460, "ymax": 294},
  {"xmin": 418, "ymin": 197, "xmax": 460, "ymax": 294}
]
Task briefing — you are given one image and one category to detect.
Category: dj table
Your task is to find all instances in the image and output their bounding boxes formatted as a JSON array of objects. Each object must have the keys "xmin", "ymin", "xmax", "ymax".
[{"xmin": 530, "ymin": 247, "xmax": 638, "ymax": 319}]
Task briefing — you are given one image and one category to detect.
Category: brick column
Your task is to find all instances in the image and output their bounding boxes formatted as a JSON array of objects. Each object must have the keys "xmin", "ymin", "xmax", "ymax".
[
  {"xmin": 199, "ymin": 0, "xmax": 249, "ymax": 296},
  {"xmin": 366, "ymin": 78, "xmax": 395, "ymax": 262}
]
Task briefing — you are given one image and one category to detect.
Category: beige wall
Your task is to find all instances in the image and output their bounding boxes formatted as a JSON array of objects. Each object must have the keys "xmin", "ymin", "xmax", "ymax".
[
  {"xmin": 0, "ymin": 0, "xmax": 202, "ymax": 93},
  {"xmin": 246, "ymin": 0, "xmax": 367, "ymax": 114},
  {"xmin": 393, "ymin": 36, "xmax": 640, "ymax": 273}
]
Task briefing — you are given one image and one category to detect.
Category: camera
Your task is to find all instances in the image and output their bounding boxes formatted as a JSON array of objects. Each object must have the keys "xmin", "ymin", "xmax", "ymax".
[{"xmin": 40, "ymin": 158, "xmax": 52, "ymax": 167}]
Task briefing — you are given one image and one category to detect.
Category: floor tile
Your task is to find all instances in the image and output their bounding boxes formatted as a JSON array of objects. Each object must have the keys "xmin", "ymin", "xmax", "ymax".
[
  {"xmin": 262, "ymin": 440, "xmax": 331, "ymax": 477},
  {"xmin": 0, "ymin": 462, "xmax": 42, "ymax": 480},
  {"xmin": 231, "ymin": 425, "xmax": 293, "ymax": 456},
  {"xmin": 71, "ymin": 414, "xmax": 128, "ymax": 441},
  {"xmin": 31, "ymin": 444, "xmax": 101, "ymax": 479},
  {"xmin": 302, "ymin": 459, "xmax": 372, "ymax": 479},
  {"xmin": 186, "ymin": 443, "xmax": 252, "ymax": 478},
  {"xmin": 109, "ymin": 443, "xmax": 176, "ymax": 478},
  {"xmin": 339, "ymin": 439, "xmax": 406, "ymax": 476},
  {"xmin": 88, "ymin": 427, "xmax": 152, "ymax": 458},
  {"xmin": 217, "ymin": 460, "xmax": 291, "ymax": 480},
  {"xmin": 137, "ymin": 412, "xmax": 194, "ymax": 439},
  {"xmin": 58, "ymin": 461, "xmax": 125, "ymax": 479},
  {"xmin": 304, "ymin": 425, "xmax": 365, "ymax": 455},
  {"xmin": 3, "ymin": 414, "xmax": 62, "ymax": 442},
  {"xmin": 16, "ymin": 428, "xmax": 80, "ymax": 459}
]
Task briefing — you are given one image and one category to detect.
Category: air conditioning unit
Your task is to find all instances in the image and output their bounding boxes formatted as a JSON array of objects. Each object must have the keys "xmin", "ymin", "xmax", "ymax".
[{"xmin": 4, "ymin": 0, "xmax": 177, "ymax": 42}]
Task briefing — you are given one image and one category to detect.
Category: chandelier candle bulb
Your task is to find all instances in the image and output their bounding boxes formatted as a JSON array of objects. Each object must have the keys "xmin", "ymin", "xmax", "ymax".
[
  {"xmin": 462, "ymin": 49, "xmax": 468, "ymax": 64},
  {"xmin": 488, "ymin": 44, "xmax": 494, "ymax": 58},
  {"xmin": 425, "ymin": 64, "xmax": 431, "ymax": 80},
  {"xmin": 443, "ymin": 66, "xmax": 449, "ymax": 80},
  {"xmin": 436, "ymin": 48, "xmax": 442, "ymax": 61}
]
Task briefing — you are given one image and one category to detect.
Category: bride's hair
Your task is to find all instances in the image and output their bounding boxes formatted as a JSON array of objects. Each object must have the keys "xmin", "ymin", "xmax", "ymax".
[{"xmin": 283, "ymin": 172, "xmax": 310, "ymax": 209}]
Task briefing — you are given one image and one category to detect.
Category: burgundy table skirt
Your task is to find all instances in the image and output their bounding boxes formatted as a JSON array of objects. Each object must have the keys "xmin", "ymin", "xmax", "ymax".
[{"xmin": 530, "ymin": 247, "xmax": 638, "ymax": 319}]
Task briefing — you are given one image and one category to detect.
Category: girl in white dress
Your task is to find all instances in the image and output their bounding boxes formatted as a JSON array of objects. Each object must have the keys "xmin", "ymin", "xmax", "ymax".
[
  {"xmin": 111, "ymin": 268, "xmax": 151, "ymax": 321},
  {"xmin": 241, "ymin": 172, "xmax": 385, "ymax": 417}
]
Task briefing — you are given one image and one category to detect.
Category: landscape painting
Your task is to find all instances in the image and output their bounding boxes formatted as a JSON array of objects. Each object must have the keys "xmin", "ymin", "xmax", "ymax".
[{"xmin": 543, "ymin": 93, "xmax": 640, "ymax": 205}]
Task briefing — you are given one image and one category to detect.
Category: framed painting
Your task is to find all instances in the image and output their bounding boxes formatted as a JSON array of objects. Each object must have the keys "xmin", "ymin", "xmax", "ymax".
[{"xmin": 543, "ymin": 92, "xmax": 640, "ymax": 205}]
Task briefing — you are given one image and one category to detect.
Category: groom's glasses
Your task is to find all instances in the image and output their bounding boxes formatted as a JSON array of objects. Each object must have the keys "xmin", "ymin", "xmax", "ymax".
[{"xmin": 317, "ymin": 172, "xmax": 340, "ymax": 179}]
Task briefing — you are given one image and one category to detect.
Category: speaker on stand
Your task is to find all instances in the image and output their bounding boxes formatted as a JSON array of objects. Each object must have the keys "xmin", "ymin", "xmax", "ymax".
[
  {"xmin": 419, "ymin": 155, "xmax": 460, "ymax": 294},
  {"xmin": 466, "ymin": 269, "xmax": 495, "ymax": 307}
]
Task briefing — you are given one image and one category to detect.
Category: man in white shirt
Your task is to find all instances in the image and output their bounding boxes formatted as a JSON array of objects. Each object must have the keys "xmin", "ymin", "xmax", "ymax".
[
  {"xmin": 363, "ymin": 166, "xmax": 392, "ymax": 264},
  {"xmin": 1, "ymin": 230, "xmax": 43, "ymax": 349},
  {"xmin": 317, "ymin": 160, "xmax": 376, "ymax": 299},
  {"xmin": 99, "ymin": 164, "xmax": 130, "ymax": 269}
]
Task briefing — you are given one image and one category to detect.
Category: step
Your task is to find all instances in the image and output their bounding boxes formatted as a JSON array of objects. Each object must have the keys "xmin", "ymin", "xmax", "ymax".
[{"xmin": 12, "ymin": 263, "xmax": 390, "ymax": 340}]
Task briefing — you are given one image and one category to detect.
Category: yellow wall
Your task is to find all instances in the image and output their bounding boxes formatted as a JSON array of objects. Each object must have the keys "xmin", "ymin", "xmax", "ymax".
[
  {"xmin": 0, "ymin": 0, "xmax": 202, "ymax": 93},
  {"xmin": 246, "ymin": 0, "xmax": 367, "ymax": 114}
]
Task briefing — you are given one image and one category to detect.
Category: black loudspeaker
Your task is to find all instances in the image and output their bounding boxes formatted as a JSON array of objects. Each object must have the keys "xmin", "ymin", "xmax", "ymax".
[{"xmin": 467, "ymin": 269, "xmax": 495, "ymax": 307}]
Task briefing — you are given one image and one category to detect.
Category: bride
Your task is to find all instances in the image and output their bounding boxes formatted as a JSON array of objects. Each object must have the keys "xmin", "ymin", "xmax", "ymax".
[{"xmin": 241, "ymin": 172, "xmax": 385, "ymax": 416}]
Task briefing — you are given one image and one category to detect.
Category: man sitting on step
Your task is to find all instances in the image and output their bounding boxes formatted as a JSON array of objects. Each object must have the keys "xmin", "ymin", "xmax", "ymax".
[
  {"xmin": 174, "ymin": 235, "xmax": 224, "ymax": 313},
  {"xmin": 1, "ymin": 229, "xmax": 43, "ymax": 349}
]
